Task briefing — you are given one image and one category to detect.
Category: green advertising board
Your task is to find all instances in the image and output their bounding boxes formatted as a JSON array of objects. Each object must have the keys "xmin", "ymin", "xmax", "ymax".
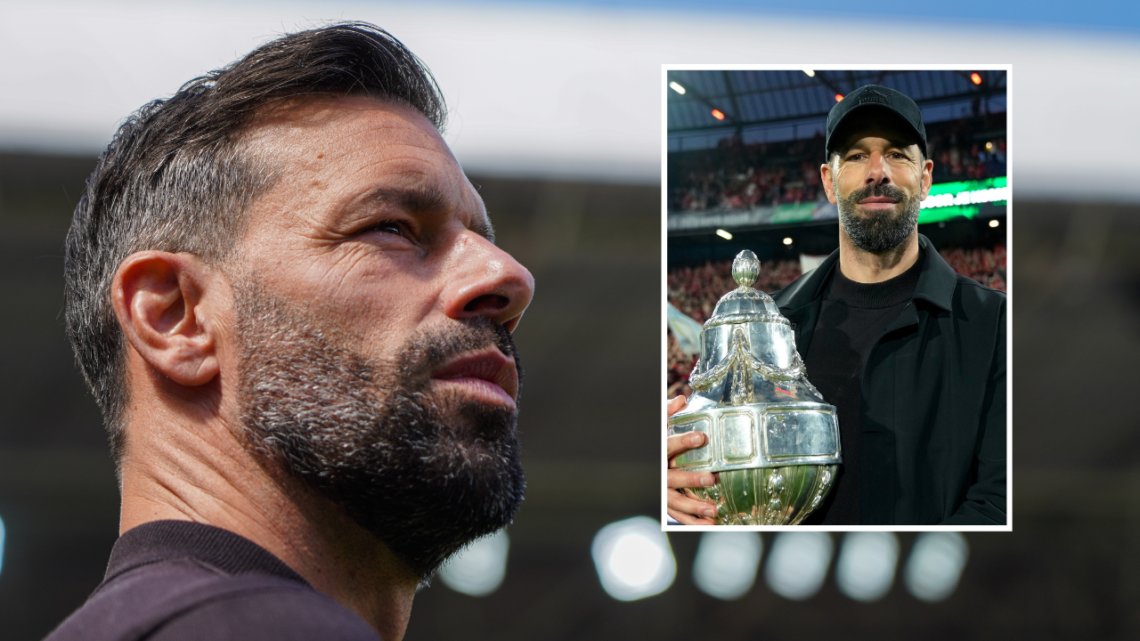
[
  {"xmin": 918, "ymin": 176, "xmax": 1008, "ymax": 224},
  {"xmin": 769, "ymin": 202, "xmax": 816, "ymax": 224},
  {"xmin": 668, "ymin": 176, "xmax": 1007, "ymax": 232}
]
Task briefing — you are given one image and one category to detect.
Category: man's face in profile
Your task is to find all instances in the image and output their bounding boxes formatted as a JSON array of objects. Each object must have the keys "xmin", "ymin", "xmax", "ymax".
[
  {"xmin": 823, "ymin": 111, "xmax": 933, "ymax": 252},
  {"xmin": 226, "ymin": 97, "xmax": 535, "ymax": 578}
]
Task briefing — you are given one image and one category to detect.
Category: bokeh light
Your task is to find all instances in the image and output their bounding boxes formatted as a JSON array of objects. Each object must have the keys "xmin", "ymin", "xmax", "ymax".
[
  {"xmin": 904, "ymin": 532, "xmax": 969, "ymax": 602},
  {"xmin": 438, "ymin": 529, "xmax": 510, "ymax": 597},
  {"xmin": 835, "ymin": 532, "xmax": 899, "ymax": 602},
  {"xmin": 692, "ymin": 532, "xmax": 763, "ymax": 600},
  {"xmin": 592, "ymin": 517, "xmax": 676, "ymax": 601},
  {"xmin": 764, "ymin": 532, "xmax": 832, "ymax": 600}
]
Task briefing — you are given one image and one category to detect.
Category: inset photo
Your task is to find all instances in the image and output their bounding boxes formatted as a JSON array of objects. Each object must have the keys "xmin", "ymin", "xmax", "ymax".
[{"xmin": 664, "ymin": 66, "xmax": 1010, "ymax": 531}]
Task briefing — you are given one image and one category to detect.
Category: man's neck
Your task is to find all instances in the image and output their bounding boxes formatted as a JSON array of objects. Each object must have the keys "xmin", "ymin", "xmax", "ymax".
[
  {"xmin": 119, "ymin": 412, "xmax": 418, "ymax": 641},
  {"xmin": 838, "ymin": 230, "xmax": 920, "ymax": 284}
]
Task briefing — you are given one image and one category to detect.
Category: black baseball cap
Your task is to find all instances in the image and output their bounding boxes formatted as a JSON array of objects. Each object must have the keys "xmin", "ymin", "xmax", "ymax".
[{"xmin": 825, "ymin": 84, "xmax": 926, "ymax": 161}]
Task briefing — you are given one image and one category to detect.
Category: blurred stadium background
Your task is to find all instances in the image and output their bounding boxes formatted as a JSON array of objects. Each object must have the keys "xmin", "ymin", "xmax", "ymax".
[{"xmin": 2, "ymin": 1, "xmax": 1140, "ymax": 639}]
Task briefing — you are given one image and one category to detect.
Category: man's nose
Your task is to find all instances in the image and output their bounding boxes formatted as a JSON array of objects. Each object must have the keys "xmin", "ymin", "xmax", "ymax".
[
  {"xmin": 866, "ymin": 152, "xmax": 890, "ymax": 185},
  {"xmin": 441, "ymin": 232, "xmax": 535, "ymax": 332}
]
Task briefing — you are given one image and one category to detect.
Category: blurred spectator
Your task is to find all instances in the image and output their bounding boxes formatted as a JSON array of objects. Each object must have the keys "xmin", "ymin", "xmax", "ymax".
[
  {"xmin": 667, "ymin": 330, "xmax": 695, "ymax": 399},
  {"xmin": 939, "ymin": 245, "xmax": 1007, "ymax": 291}
]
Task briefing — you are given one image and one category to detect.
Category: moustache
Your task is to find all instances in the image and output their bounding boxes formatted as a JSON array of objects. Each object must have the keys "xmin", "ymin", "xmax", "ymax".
[
  {"xmin": 850, "ymin": 183, "xmax": 908, "ymax": 204},
  {"xmin": 399, "ymin": 317, "xmax": 520, "ymax": 382}
]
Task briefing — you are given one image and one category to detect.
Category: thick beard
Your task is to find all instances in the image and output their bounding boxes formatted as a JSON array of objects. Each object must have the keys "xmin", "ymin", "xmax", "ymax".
[
  {"xmin": 837, "ymin": 183, "xmax": 920, "ymax": 253},
  {"xmin": 233, "ymin": 280, "xmax": 525, "ymax": 580}
]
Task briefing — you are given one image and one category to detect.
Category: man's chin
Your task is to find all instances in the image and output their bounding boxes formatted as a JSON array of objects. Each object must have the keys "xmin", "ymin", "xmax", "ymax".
[
  {"xmin": 839, "ymin": 203, "xmax": 918, "ymax": 254},
  {"xmin": 430, "ymin": 393, "xmax": 519, "ymax": 443}
]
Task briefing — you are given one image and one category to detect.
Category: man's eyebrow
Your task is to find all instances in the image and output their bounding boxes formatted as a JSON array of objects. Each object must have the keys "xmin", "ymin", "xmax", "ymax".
[
  {"xmin": 368, "ymin": 186, "xmax": 449, "ymax": 215},
  {"xmin": 366, "ymin": 186, "xmax": 496, "ymax": 243}
]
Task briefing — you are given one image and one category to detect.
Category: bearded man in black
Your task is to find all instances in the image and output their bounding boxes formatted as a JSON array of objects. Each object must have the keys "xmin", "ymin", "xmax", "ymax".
[{"xmin": 50, "ymin": 23, "xmax": 534, "ymax": 641}]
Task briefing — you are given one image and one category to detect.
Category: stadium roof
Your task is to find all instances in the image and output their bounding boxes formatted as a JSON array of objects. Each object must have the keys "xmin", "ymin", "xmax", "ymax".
[{"xmin": 667, "ymin": 69, "xmax": 1007, "ymax": 135}]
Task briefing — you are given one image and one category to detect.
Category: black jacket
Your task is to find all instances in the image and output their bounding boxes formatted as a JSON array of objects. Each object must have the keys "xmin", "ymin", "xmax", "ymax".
[{"xmin": 773, "ymin": 235, "xmax": 1006, "ymax": 525}]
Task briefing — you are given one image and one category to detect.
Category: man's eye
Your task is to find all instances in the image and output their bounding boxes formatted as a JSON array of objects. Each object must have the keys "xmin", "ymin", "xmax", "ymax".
[{"xmin": 366, "ymin": 221, "xmax": 409, "ymax": 237}]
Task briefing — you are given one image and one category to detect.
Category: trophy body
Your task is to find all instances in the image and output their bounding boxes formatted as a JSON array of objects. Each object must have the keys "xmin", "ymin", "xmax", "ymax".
[{"xmin": 669, "ymin": 250, "xmax": 841, "ymax": 525}]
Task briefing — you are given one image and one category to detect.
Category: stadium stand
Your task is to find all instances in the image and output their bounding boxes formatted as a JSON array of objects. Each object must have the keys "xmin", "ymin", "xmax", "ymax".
[{"xmin": 668, "ymin": 114, "xmax": 1007, "ymax": 214}]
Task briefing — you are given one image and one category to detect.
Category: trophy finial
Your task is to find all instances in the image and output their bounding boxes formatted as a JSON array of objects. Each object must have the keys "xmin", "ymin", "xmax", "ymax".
[{"xmin": 732, "ymin": 250, "xmax": 760, "ymax": 289}]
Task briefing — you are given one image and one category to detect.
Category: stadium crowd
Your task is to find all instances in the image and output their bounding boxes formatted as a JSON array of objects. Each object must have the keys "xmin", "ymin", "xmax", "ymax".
[
  {"xmin": 666, "ymin": 245, "xmax": 1006, "ymax": 396},
  {"xmin": 668, "ymin": 136, "xmax": 826, "ymax": 212},
  {"xmin": 928, "ymin": 116, "xmax": 1007, "ymax": 184},
  {"xmin": 668, "ymin": 114, "xmax": 1006, "ymax": 213}
]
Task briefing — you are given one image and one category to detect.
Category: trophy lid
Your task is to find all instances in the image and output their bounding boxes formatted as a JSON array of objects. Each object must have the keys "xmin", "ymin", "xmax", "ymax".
[{"xmin": 705, "ymin": 250, "xmax": 783, "ymax": 327}]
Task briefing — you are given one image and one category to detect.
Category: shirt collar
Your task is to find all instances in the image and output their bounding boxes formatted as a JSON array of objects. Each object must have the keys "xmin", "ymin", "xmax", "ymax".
[{"xmin": 104, "ymin": 520, "xmax": 309, "ymax": 586}]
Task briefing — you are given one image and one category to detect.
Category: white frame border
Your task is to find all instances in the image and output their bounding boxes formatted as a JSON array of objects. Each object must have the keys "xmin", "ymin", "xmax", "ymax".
[{"xmin": 660, "ymin": 63, "xmax": 1014, "ymax": 534}]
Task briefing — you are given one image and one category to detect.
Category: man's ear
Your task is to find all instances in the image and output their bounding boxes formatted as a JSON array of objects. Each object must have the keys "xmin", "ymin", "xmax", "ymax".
[
  {"xmin": 821, "ymin": 160, "xmax": 838, "ymax": 204},
  {"xmin": 920, "ymin": 157, "xmax": 934, "ymax": 200},
  {"xmin": 111, "ymin": 251, "xmax": 220, "ymax": 387}
]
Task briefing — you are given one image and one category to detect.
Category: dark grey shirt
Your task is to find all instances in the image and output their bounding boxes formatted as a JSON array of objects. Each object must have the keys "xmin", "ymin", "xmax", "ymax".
[
  {"xmin": 802, "ymin": 252, "xmax": 923, "ymax": 525},
  {"xmin": 45, "ymin": 520, "xmax": 380, "ymax": 641}
]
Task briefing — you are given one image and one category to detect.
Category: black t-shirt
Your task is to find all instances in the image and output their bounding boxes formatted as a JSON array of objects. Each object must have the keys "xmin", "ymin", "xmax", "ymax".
[
  {"xmin": 802, "ymin": 253, "xmax": 923, "ymax": 525},
  {"xmin": 45, "ymin": 520, "xmax": 380, "ymax": 641}
]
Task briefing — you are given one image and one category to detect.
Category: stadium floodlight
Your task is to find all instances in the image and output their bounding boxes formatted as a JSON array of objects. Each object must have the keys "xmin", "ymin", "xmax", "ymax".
[
  {"xmin": 904, "ymin": 532, "xmax": 969, "ymax": 602},
  {"xmin": 783, "ymin": 237, "xmax": 793, "ymax": 245},
  {"xmin": 692, "ymin": 532, "xmax": 763, "ymax": 600},
  {"xmin": 985, "ymin": 141, "xmax": 994, "ymax": 151},
  {"xmin": 803, "ymin": 69, "xmax": 815, "ymax": 77},
  {"xmin": 715, "ymin": 229, "xmax": 733, "ymax": 240},
  {"xmin": 669, "ymin": 81, "xmax": 686, "ymax": 95},
  {"xmin": 711, "ymin": 109, "xmax": 725, "ymax": 120},
  {"xmin": 989, "ymin": 219, "xmax": 1000, "ymax": 228},
  {"xmin": 834, "ymin": 94, "xmax": 844, "ymax": 102},
  {"xmin": 591, "ymin": 517, "xmax": 676, "ymax": 601},
  {"xmin": 438, "ymin": 528, "xmax": 510, "ymax": 597},
  {"xmin": 971, "ymin": 72, "xmax": 983, "ymax": 85},
  {"xmin": 764, "ymin": 532, "xmax": 833, "ymax": 601},
  {"xmin": 835, "ymin": 532, "xmax": 899, "ymax": 602}
]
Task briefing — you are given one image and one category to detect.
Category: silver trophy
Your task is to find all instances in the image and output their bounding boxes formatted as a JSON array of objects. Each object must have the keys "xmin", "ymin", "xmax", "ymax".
[{"xmin": 669, "ymin": 250, "xmax": 841, "ymax": 525}]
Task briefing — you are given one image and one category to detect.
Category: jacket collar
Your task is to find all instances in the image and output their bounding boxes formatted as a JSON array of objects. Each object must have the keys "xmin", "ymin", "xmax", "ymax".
[
  {"xmin": 777, "ymin": 233, "xmax": 956, "ymax": 313},
  {"xmin": 912, "ymin": 234, "xmax": 956, "ymax": 312}
]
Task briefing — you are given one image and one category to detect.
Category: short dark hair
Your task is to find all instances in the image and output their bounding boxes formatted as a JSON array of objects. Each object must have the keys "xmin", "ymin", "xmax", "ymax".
[{"xmin": 64, "ymin": 22, "xmax": 447, "ymax": 468}]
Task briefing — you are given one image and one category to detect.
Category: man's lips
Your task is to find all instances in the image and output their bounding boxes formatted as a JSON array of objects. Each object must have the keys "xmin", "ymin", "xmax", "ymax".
[
  {"xmin": 861, "ymin": 193, "xmax": 898, "ymax": 208},
  {"xmin": 430, "ymin": 348, "xmax": 519, "ymax": 408}
]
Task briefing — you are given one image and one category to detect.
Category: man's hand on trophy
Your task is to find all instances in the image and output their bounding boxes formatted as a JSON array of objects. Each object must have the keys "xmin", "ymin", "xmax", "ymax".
[{"xmin": 666, "ymin": 395, "xmax": 720, "ymax": 525}]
